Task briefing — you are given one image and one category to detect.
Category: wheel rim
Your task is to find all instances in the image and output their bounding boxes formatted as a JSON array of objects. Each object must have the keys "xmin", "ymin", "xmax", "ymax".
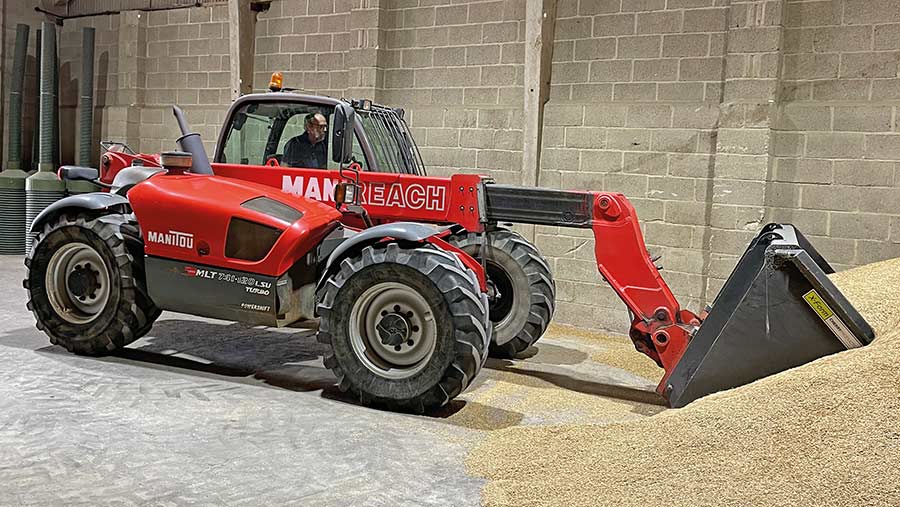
[
  {"xmin": 349, "ymin": 281, "xmax": 437, "ymax": 379},
  {"xmin": 45, "ymin": 242, "xmax": 111, "ymax": 325}
]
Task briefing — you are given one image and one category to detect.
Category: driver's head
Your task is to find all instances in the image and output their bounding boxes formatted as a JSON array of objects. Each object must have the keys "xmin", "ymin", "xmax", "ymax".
[{"xmin": 305, "ymin": 113, "xmax": 328, "ymax": 144}]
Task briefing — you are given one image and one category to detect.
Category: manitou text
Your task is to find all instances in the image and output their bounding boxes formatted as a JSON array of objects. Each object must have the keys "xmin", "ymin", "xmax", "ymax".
[{"xmin": 147, "ymin": 230, "xmax": 194, "ymax": 249}]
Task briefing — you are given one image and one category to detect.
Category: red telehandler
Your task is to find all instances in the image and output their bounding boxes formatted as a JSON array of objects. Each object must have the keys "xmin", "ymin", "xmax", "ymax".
[
  {"xmin": 96, "ymin": 88, "xmax": 556, "ymax": 360},
  {"xmin": 26, "ymin": 97, "xmax": 874, "ymax": 412}
]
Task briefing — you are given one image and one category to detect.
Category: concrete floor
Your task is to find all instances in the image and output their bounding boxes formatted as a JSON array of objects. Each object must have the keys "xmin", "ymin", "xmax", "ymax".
[{"xmin": 0, "ymin": 255, "xmax": 664, "ymax": 506}]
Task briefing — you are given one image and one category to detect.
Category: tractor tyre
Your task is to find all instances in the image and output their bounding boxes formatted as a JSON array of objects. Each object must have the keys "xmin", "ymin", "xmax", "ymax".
[
  {"xmin": 448, "ymin": 229, "xmax": 556, "ymax": 359},
  {"xmin": 120, "ymin": 221, "xmax": 162, "ymax": 339},
  {"xmin": 316, "ymin": 243, "xmax": 489, "ymax": 413},
  {"xmin": 24, "ymin": 213, "xmax": 161, "ymax": 355}
]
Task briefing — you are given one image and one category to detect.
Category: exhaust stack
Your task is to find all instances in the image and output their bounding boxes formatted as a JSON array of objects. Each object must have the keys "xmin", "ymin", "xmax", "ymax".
[{"xmin": 172, "ymin": 106, "xmax": 214, "ymax": 175}]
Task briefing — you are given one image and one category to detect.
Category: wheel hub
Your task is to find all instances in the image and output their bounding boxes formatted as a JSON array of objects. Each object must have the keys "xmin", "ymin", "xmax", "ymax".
[
  {"xmin": 45, "ymin": 242, "xmax": 111, "ymax": 325},
  {"xmin": 66, "ymin": 263, "xmax": 101, "ymax": 301},
  {"xmin": 484, "ymin": 260, "xmax": 515, "ymax": 325},
  {"xmin": 486, "ymin": 278, "xmax": 501, "ymax": 304},
  {"xmin": 349, "ymin": 282, "xmax": 436, "ymax": 379},
  {"xmin": 377, "ymin": 313, "xmax": 411, "ymax": 347}
]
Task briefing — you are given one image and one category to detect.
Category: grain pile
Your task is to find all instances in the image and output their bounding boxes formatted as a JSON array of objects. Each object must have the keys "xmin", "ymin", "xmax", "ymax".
[{"xmin": 468, "ymin": 257, "xmax": 900, "ymax": 507}]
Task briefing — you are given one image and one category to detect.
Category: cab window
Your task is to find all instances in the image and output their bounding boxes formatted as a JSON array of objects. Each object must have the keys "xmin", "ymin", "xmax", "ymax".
[{"xmin": 220, "ymin": 101, "xmax": 370, "ymax": 171}]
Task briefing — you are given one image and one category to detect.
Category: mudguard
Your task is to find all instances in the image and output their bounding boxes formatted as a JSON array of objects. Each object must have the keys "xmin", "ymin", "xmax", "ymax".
[
  {"xmin": 110, "ymin": 166, "xmax": 167, "ymax": 194},
  {"xmin": 324, "ymin": 222, "xmax": 451, "ymax": 271},
  {"xmin": 29, "ymin": 192, "xmax": 130, "ymax": 233}
]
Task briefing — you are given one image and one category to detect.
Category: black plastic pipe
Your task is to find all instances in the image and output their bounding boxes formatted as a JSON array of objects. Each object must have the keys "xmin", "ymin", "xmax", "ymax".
[
  {"xmin": 6, "ymin": 25, "xmax": 30, "ymax": 171},
  {"xmin": 79, "ymin": 27, "xmax": 95, "ymax": 167}
]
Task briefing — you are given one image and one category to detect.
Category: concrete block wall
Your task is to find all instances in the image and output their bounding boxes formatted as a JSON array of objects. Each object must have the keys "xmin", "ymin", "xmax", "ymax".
[
  {"xmin": 58, "ymin": 15, "xmax": 121, "ymax": 166},
  {"xmin": 2, "ymin": 4, "xmax": 229, "ymax": 165},
  {"xmin": 253, "ymin": 0, "xmax": 352, "ymax": 97},
  {"xmin": 139, "ymin": 5, "xmax": 232, "ymax": 154},
  {"xmin": 770, "ymin": 0, "xmax": 900, "ymax": 270},
  {"xmin": 537, "ymin": 0, "xmax": 730, "ymax": 330},
  {"xmin": 378, "ymin": 0, "xmax": 527, "ymax": 182},
  {"xmin": 703, "ymin": 0, "xmax": 784, "ymax": 297},
  {"xmin": 2, "ymin": 0, "xmax": 900, "ymax": 335}
]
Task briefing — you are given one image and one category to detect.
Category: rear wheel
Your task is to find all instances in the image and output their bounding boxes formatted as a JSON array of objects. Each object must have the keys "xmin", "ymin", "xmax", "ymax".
[
  {"xmin": 316, "ymin": 243, "xmax": 488, "ymax": 413},
  {"xmin": 448, "ymin": 229, "xmax": 556, "ymax": 359},
  {"xmin": 24, "ymin": 213, "xmax": 160, "ymax": 355}
]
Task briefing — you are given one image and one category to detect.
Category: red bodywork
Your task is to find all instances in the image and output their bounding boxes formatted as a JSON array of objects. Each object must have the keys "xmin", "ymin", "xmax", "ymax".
[
  {"xmin": 102, "ymin": 153, "xmax": 700, "ymax": 396},
  {"xmin": 101, "ymin": 153, "xmax": 483, "ymax": 232},
  {"xmin": 128, "ymin": 172, "xmax": 342, "ymax": 277}
]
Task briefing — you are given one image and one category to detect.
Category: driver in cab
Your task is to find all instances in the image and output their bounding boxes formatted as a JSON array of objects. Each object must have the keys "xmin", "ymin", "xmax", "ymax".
[{"xmin": 283, "ymin": 113, "xmax": 328, "ymax": 169}]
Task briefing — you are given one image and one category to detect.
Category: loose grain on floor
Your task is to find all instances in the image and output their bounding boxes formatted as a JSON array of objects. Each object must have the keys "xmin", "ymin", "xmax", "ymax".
[{"xmin": 468, "ymin": 257, "xmax": 900, "ymax": 507}]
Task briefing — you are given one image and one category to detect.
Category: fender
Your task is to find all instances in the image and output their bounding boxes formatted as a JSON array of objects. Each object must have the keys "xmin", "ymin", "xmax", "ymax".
[
  {"xmin": 325, "ymin": 222, "xmax": 451, "ymax": 270},
  {"xmin": 30, "ymin": 192, "xmax": 130, "ymax": 233},
  {"xmin": 319, "ymin": 221, "xmax": 487, "ymax": 295}
]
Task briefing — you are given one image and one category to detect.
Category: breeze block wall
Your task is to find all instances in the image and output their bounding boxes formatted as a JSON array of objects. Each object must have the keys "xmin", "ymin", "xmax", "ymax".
[
  {"xmin": 252, "ymin": 0, "xmax": 352, "ymax": 97},
  {"xmin": 58, "ymin": 15, "xmax": 122, "ymax": 166},
  {"xmin": 140, "ymin": 4, "xmax": 233, "ymax": 155},
  {"xmin": 375, "ymin": 0, "xmax": 527, "ymax": 183},
  {"xmin": 536, "ymin": 0, "xmax": 730, "ymax": 330},
  {"xmin": 2, "ymin": 0, "xmax": 900, "ymax": 336},
  {"xmin": 768, "ymin": 0, "xmax": 900, "ymax": 272}
]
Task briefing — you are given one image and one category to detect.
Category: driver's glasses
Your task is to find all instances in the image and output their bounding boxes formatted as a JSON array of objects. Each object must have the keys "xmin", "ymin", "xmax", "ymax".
[{"xmin": 310, "ymin": 121, "xmax": 327, "ymax": 132}]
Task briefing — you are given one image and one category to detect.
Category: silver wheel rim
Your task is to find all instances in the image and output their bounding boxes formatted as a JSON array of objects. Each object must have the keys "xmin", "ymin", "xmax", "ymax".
[
  {"xmin": 349, "ymin": 281, "xmax": 437, "ymax": 379},
  {"xmin": 45, "ymin": 242, "xmax": 111, "ymax": 325}
]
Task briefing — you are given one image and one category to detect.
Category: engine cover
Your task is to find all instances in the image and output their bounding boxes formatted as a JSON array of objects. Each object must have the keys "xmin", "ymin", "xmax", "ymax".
[{"xmin": 128, "ymin": 173, "xmax": 342, "ymax": 278}]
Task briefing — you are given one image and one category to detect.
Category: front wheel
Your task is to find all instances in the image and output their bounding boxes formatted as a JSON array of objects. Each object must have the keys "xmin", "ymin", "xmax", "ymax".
[
  {"xmin": 24, "ymin": 213, "xmax": 160, "ymax": 355},
  {"xmin": 448, "ymin": 229, "xmax": 556, "ymax": 359},
  {"xmin": 316, "ymin": 243, "xmax": 489, "ymax": 413}
]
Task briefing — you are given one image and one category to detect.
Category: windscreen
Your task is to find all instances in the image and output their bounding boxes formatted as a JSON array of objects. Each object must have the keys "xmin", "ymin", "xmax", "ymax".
[{"xmin": 219, "ymin": 101, "xmax": 338, "ymax": 169}]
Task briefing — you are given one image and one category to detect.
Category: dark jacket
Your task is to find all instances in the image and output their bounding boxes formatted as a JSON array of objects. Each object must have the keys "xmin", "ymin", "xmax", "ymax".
[{"xmin": 284, "ymin": 132, "xmax": 327, "ymax": 169}]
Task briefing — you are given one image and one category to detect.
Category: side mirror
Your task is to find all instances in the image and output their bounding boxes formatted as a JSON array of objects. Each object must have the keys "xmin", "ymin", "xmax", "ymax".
[{"xmin": 331, "ymin": 103, "xmax": 355, "ymax": 165}]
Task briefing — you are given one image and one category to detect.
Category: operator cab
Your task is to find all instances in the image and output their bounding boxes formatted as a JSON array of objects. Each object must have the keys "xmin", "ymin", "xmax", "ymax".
[{"xmin": 214, "ymin": 72, "xmax": 426, "ymax": 176}]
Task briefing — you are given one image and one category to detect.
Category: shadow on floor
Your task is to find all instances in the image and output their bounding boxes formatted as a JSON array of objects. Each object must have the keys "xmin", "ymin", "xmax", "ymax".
[
  {"xmin": 486, "ymin": 357, "xmax": 666, "ymax": 407},
  {"xmin": 4, "ymin": 317, "xmax": 664, "ymax": 417}
]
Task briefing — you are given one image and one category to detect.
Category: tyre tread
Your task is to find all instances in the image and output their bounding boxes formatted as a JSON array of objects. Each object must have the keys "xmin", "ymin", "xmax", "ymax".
[{"xmin": 316, "ymin": 243, "xmax": 488, "ymax": 413}]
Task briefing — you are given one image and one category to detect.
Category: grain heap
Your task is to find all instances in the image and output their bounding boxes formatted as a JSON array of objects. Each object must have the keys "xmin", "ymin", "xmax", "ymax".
[{"xmin": 468, "ymin": 257, "xmax": 900, "ymax": 507}]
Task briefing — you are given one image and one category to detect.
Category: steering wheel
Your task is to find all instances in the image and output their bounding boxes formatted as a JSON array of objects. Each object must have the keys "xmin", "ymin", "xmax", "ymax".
[{"xmin": 266, "ymin": 156, "xmax": 282, "ymax": 167}]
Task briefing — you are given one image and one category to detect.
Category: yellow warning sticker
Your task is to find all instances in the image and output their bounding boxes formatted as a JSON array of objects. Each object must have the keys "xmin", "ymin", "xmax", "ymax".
[
  {"xmin": 803, "ymin": 289, "xmax": 863, "ymax": 349},
  {"xmin": 803, "ymin": 290, "xmax": 834, "ymax": 321}
]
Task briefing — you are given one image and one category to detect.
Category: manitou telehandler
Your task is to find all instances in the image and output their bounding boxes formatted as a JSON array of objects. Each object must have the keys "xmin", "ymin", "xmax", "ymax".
[
  {"xmin": 95, "ymin": 78, "xmax": 555, "ymax": 360},
  {"xmin": 27, "ymin": 100, "xmax": 874, "ymax": 412}
]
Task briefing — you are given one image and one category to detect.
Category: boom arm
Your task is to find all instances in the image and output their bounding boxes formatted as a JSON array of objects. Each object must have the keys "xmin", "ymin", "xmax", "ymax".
[{"xmin": 482, "ymin": 184, "xmax": 701, "ymax": 392}]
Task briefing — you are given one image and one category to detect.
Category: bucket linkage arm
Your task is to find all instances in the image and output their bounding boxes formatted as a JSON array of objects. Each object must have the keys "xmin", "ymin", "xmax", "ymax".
[
  {"xmin": 589, "ymin": 192, "xmax": 701, "ymax": 386},
  {"xmin": 481, "ymin": 185, "xmax": 700, "ymax": 394}
]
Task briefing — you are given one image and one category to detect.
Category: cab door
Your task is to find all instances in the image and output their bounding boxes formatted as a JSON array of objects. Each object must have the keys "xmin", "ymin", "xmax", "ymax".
[{"xmin": 213, "ymin": 98, "xmax": 373, "ymax": 204}]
